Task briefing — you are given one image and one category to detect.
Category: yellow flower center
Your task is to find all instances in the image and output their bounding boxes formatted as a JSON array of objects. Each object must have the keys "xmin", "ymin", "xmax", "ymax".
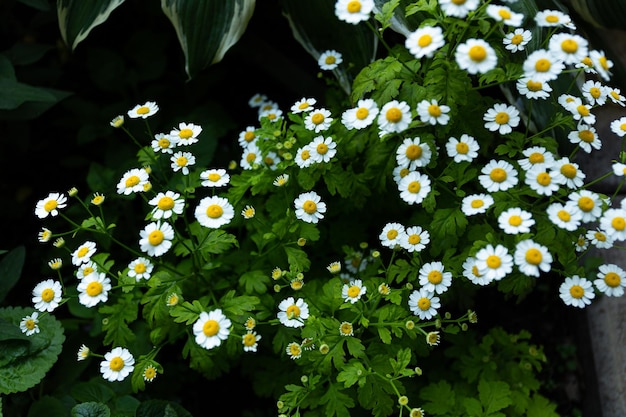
[
  {"xmin": 408, "ymin": 234, "xmax": 421, "ymax": 245},
  {"xmin": 557, "ymin": 210, "xmax": 571, "ymax": 222},
  {"xmin": 134, "ymin": 263, "xmax": 147, "ymax": 274},
  {"xmin": 468, "ymin": 45, "xmax": 487, "ymax": 62},
  {"xmin": 536, "ymin": 172, "xmax": 552, "ymax": 186},
  {"xmin": 243, "ymin": 333, "xmax": 257, "ymax": 346},
  {"xmin": 356, "ymin": 108, "xmax": 369, "ymax": 120},
  {"xmin": 25, "ymin": 319, "xmax": 36, "ymax": 330},
  {"xmin": 621, "ymin": 123, "xmax": 626, "ymax": 132},
  {"xmin": 527, "ymin": 80, "xmax": 542, "ymax": 91},
  {"xmin": 528, "ymin": 152, "xmax": 544, "ymax": 164},
  {"xmin": 612, "ymin": 217, "xmax": 626, "ymax": 231},
  {"xmin": 535, "ymin": 58, "xmax": 551, "ymax": 72},
  {"xmin": 203, "ymin": 319, "xmax": 219, "ymax": 336},
  {"xmin": 610, "ymin": 90, "xmax": 621, "ymax": 100},
  {"xmin": 325, "ymin": 56, "xmax": 336, "ymax": 65},
  {"xmin": 589, "ymin": 87, "xmax": 601, "ymax": 98},
  {"xmin": 386, "ymin": 107, "xmax": 402, "ymax": 123},
  {"xmin": 399, "ymin": 168, "xmax": 410, "ymax": 178},
  {"xmin": 109, "ymin": 357, "xmax": 125, "ymax": 371},
  {"xmin": 561, "ymin": 39, "xmax": 578, "ymax": 54},
  {"xmin": 498, "ymin": 9, "xmax": 511, "ymax": 19},
  {"xmin": 428, "ymin": 104, "xmax": 441, "ymax": 117},
  {"xmin": 599, "ymin": 56, "xmax": 609, "ymax": 70},
  {"xmin": 408, "ymin": 181, "xmax": 421, "ymax": 193},
  {"xmin": 244, "ymin": 131, "xmax": 255, "ymax": 142},
  {"xmin": 428, "ymin": 270, "xmax": 443, "ymax": 284},
  {"xmin": 286, "ymin": 305, "xmax": 301, "ymax": 319},
  {"xmin": 604, "ymin": 272, "xmax": 621, "ymax": 287},
  {"xmin": 246, "ymin": 152, "xmax": 257, "ymax": 163},
  {"xmin": 77, "ymin": 247, "xmax": 89, "ymax": 258},
  {"xmin": 452, "ymin": 0, "xmax": 466, "ymax": 4},
  {"xmin": 347, "ymin": 1, "xmax": 362, "ymax": 13},
  {"xmin": 495, "ymin": 112, "xmax": 510, "ymax": 125},
  {"xmin": 317, "ymin": 143, "xmax": 329, "ymax": 155},
  {"xmin": 301, "ymin": 150, "xmax": 311, "ymax": 160},
  {"xmin": 471, "ymin": 199, "xmax": 484, "ymax": 209},
  {"xmin": 303, "ymin": 200, "xmax": 317, "ymax": 214},
  {"xmin": 206, "ymin": 204, "xmax": 224, "ymax": 219},
  {"xmin": 86, "ymin": 281, "xmax": 103, "ymax": 297},
  {"xmin": 511, "ymin": 34, "xmax": 523, "ymax": 45},
  {"xmin": 178, "ymin": 128, "xmax": 193, "ymax": 139},
  {"xmin": 311, "ymin": 113, "xmax": 325, "ymax": 125},
  {"xmin": 44, "ymin": 200, "xmax": 58, "ymax": 212},
  {"xmin": 340, "ymin": 323, "xmax": 353, "ymax": 335},
  {"xmin": 489, "ymin": 168, "xmax": 507, "ymax": 183},
  {"xmin": 82, "ymin": 266, "xmax": 94, "ymax": 275},
  {"xmin": 125, "ymin": 175, "xmax": 140, "ymax": 187},
  {"xmin": 264, "ymin": 157, "xmax": 275, "ymax": 165},
  {"xmin": 456, "ymin": 142, "xmax": 469, "ymax": 154},
  {"xmin": 405, "ymin": 144, "xmax": 422, "ymax": 160},
  {"xmin": 486, "ymin": 255, "xmax": 501, "ymax": 269},
  {"xmin": 144, "ymin": 367, "xmax": 157, "ymax": 380},
  {"xmin": 578, "ymin": 197, "xmax": 594, "ymax": 212},
  {"xmin": 569, "ymin": 285, "xmax": 584, "ymax": 299},
  {"xmin": 546, "ymin": 14, "xmax": 559, "ymax": 23},
  {"xmin": 594, "ymin": 232, "xmax": 606, "ymax": 242},
  {"xmin": 148, "ymin": 230, "xmax": 164, "ymax": 245},
  {"xmin": 417, "ymin": 297, "xmax": 431, "ymax": 311},
  {"xmin": 508, "ymin": 215, "xmax": 522, "ymax": 226},
  {"xmin": 208, "ymin": 173, "xmax": 221, "ymax": 182},
  {"xmin": 387, "ymin": 230, "xmax": 398, "ymax": 240},
  {"xmin": 136, "ymin": 106, "xmax": 150, "ymax": 115},
  {"xmin": 560, "ymin": 163, "xmax": 577, "ymax": 178},
  {"xmin": 176, "ymin": 156, "xmax": 188, "ymax": 167},
  {"xmin": 472, "ymin": 265, "xmax": 481, "ymax": 276},
  {"xmin": 347, "ymin": 285, "xmax": 361, "ymax": 298},
  {"xmin": 157, "ymin": 196, "xmax": 175, "ymax": 211},
  {"xmin": 41, "ymin": 288, "xmax": 55, "ymax": 302},
  {"xmin": 525, "ymin": 248, "xmax": 543, "ymax": 265},
  {"xmin": 418, "ymin": 34, "xmax": 432, "ymax": 47},
  {"xmin": 298, "ymin": 102, "xmax": 309, "ymax": 110},
  {"xmin": 577, "ymin": 105, "xmax": 590, "ymax": 117},
  {"xmin": 578, "ymin": 130, "xmax": 594, "ymax": 143}
]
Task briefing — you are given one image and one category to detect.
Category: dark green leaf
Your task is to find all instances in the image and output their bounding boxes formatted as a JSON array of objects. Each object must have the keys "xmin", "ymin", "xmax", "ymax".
[{"xmin": 0, "ymin": 246, "xmax": 25, "ymax": 304}]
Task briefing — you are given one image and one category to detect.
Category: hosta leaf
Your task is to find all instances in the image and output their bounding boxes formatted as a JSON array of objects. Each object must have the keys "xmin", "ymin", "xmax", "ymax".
[
  {"xmin": 56, "ymin": 0, "xmax": 127, "ymax": 50},
  {"xmin": 161, "ymin": 0, "xmax": 256, "ymax": 79}
]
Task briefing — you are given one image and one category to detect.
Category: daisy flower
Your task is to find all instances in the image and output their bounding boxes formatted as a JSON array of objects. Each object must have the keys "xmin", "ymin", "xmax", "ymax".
[
  {"xmin": 341, "ymin": 98, "xmax": 379, "ymax": 130},
  {"xmin": 574, "ymin": 234, "xmax": 589, "ymax": 252},
  {"xmin": 35, "ymin": 192, "xmax": 67, "ymax": 219},
  {"xmin": 248, "ymin": 93, "xmax": 268, "ymax": 108},
  {"xmin": 342, "ymin": 279, "xmax": 367, "ymax": 303},
  {"xmin": 392, "ymin": 165, "xmax": 412, "ymax": 185},
  {"xmin": 610, "ymin": 117, "xmax": 626, "ymax": 137},
  {"xmin": 291, "ymin": 97, "xmax": 317, "ymax": 114},
  {"xmin": 309, "ymin": 136, "xmax": 337, "ymax": 163},
  {"xmin": 100, "ymin": 347, "xmax": 135, "ymax": 382},
  {"xmin": 525, "ymin": 163, "xmax": 560, "ymax": 196},
  {"xmin": 552, "ymin": 158, "xmax": 585, "ymax": 188},
  {"xmin": 151, "ymin": 133, "xmax": 178, "ymax": 154},
  {"xmin": 455, "ymin": 38, "xmax": 497, "ymax": 75},
  {"xmin": 599, "ymin": 208, "xmax": 626, "ymax": 241},
  {"xmin": 559, "ymin": 275, "xmax": 595, "ymax": 308},
  {"xmin": 327, "ymin": 261, "xmax": 342, "ymax": 274},
  {"xmin": 262, "ymin": 151, "xmax": 281, "ymax": 170},
  {"xmin": 294, "ymin": 191, "xmax": 326, "ymax": 223},
  {"xmin": 462, "ymin": 256, "xmax": 493, "ymax": 286},
  {"xmin": 148, "ymin": 191, "xmax": 184, "ymax": 219},
  {"xmin": 345, "ymin": 251, "xmax": 368, "ymax": 274},
  {"xmin": 318, "ymin": 50, "xmax": 343, "ymax": 70},
  {"xmin": 503, "ymin": 28, "xmax": 531, "ymax": 52},
  {"xmin": 91, "ymin": 193, "xmax": 105, "ymax": 206},
  {"xmin": 277, "ymin": 297, "xmax": 310, "ymax": 328},
  {"xmin": 418, "ymin": 261, "xmax": 452, "ymax": 294},
  {"xmin": 339, "ymin": 322, "xmax": 354, "ymax": 337},
  {"xmin": 77, "ymin": 344, "xmax": 90, "ymax": 361},
  {"xmin": 258, "ymin": 107, "xmax": 283, "ymax": 123},
  {"xmin": 143, "ymin": 365, "xmax": 158, "ymax": 382},
  {"xmin": 238, "ymin": 126, "xmax": 258, "ymax": 148},
  {"xmin": 396, "ymin": 137, "xmax": 432, "ymax": 169},
  {"xmin": 32, "ymin": 279, "xmax": 62, "ymax": 312},
  {"xmin": 169, "ymin": 122, "xmax": 201, "ymax": 146},
  {"xmin": 595, "ymin": 264, "xmax": 626, "ymax": 297},
  {"xmin": 486, "ymin": 4, "xmax": 524, "ymax": 27},
  {"xmin": 461, "ymin": 193, "xmax": 494, "ymax": 215},
  {"xmin": 273, "ymin": 174, "xmax": 290, "ymax": 186},
  {"xmin": 335, "ymin": 0, "xmax": 374, "ymax": 24},
  {"xmin": 568, "ymin": 125, "xmax": 600, "ymax": 153},
  {"xmin": 590, "ymin": 49, "xmax": 614, "ymax": 81},
  {"xmin": 576, "ymin": 55, "xmax": 597, "ymax": 75},
  {"xmin": 613, "ymin": 163, "xmax": 626, "ymax": 177},
  {"xmin": 194, "ymin": 196, "xmax": 235, "ymax": 229},
  {"xmin": 548, "ymin": 32, "xmax": 588, "ymax": 65},
  {"xmin": 535, "ymin": 9, "xmax": 574, "ymax": 28},
  {"xmin": 77, "ymin": 272, "xmax": 111, "ymax": 307},
  {"xmin": 76, "ymin": 260, "xmax": 98, "ymax": 280},
  {"xmin": 408, "ymin": 288, "xmax": 441, "ymax": 320},
  {"xmin": 581, "ymin": 80, "xmax": 608, "ymax": 106},
  {"xmin": 514, "ymin": 239, "xmax": 552, "ymax": 277},
  {"xmin": 304, "ymin": 108, "xmax": 333, "ymax": 132},
  {"xmin": 558, "ymin": 93, "xmax": 578, "ymax": 111},
  {"xmin": 116, "ymin": 168, "xmax": 149, "ymax": 195},
  {"xmin": 48, "ymin": 258, "xmax": 62, "ymax": 270},
  {"xmin": 445, "ymin": 134, "xmax": 479, "ymax": 163},
  {"xmin": 241, "ymin": 205, "xmax": 255, "ymax": 219},
  {"xmin": 547, "ymin": 202, "xmax": 582, "ymax": 231},
  {"xmin": 426, "ymin": 331, "xmax": 441, "ymax": 346},
  {"xmin": 110, "ymin": 115, "xmax": 124, "ymax": 128},
  {"xmin": 497, "ymin": 207, "xmax": 535, "ymax": 234},
  {"xmin": 20, "ymin": 312, "xmax": 40, "ymax": 336},
  {"xmin": 71, "ymin": 241, "xmax": 97, "ymax": 266},
  {"xmin": 522, "ymin": 49, "xmax": 564, "ymax": 82},
  {"xmin": 417, "ymin": 99, "xmax": 450, "ymax": 125},
  {"xmin": 139, "ymin": 221, "xmax": 175, "ymax": 257},
  {"xmin": 568, "ymin": 190, "xmax": 602, "ymax": 223},
  {"xmin": 398, "ymin": 171, "xmax": 432, "ymax": 205},
  {"xmin": 483, "ymin": 103, "xmax": 520, "ymax": 135},
  {"xmin": 193, "ymin": 309, "xmax": 232, "ymax": 350},
  {"xmin": 127, "ymin": 257, "xmax": 153, "ymax": 281},
  {"xmin": 379, "ymin": 222, "xmax": 406, "ymax": 249},
  {"xmin": 405, "ymin": 26, "xmax": 445, "ymax": 59},
  {"xmin": 475, "ymin": 244, "xmax": 513, "ymax": 281},
  {"xmin": 438, "ymin": 0, "xmax": 479, "ymax": 18},
  {"xmin": 567, "ymin": 97, "xmax": 595, "ymax": 125},
  {"xmin": 127, "ymin": 101, "xmax": 158, "ymax": 119},
  {"xmin": 242, "ymin": 331, "xmax": 262, "ymax": 352},
  {"xmin": 294, "ymin": 145, "xmax": 314, "ymax": 169},
  {"xmin": 38, "ymin": 227, "xmax": 52, "ymax": 243},
  {"xmin": 478, "ymin": 159, "xmax": 518, "ymax": 192},
  {"xmin": 516, "ymin": 77, "xmax": 552, "ymax": 100},
  {"xmin": 240, "ymin": 142, "xmax": 263, "ymax": 170},
  {"xmin": 400, "ymin": 226, "xmax": 430, "ymax": 252},
  {"xmin": 587, "ymin": 228, "xmax": 614, "ymax": 249},
  {"xmin": 286, "ymin": 342, "xmax": 302, "ymax": 359},
  {"xmin": 607, "ymin": 88, "xmax": 626, "ymax": 106},
  {"xmin": 170, "ymin": 151, "xmax": 195, "ymax": 175},
  {"xmin": 200, "ymin": 168, "xmax": 230, "ymax": 187},
  {"xmin": 377, "ymin": 100, "xmax": 412, "ymax": 135}
]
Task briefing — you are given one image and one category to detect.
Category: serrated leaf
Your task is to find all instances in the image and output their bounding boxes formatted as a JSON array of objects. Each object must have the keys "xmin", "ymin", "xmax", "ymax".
[
  {"xmin": 57, "ymin": 0, "xmax": 127, "ymax": 50},
  {"xmin": 420, "ymin": 380, "xmax": 456, "ymax": 415},
  {"xmin": 337, "ymin": 360, "xmax": 368, "ymax": 388},
  {"xmin": 478, "ymin": 379, "xmax": 512, "ymax": 415}
]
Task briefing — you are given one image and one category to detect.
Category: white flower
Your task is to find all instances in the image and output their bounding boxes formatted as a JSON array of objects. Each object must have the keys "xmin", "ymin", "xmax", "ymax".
[
  {"xmin": 516, "ymin": 77, "xmax": 552, "ymax": 100},
  {"xmin": 552, "ymin": 158, "xmax": 585, "ymax": 189},
  {"xmin": 594, "ymin": 264, "xmax": 626, "ymax": 297},
  {"xmin": 514, "ymin": 239, "xmax": 552, "ymax": 277},
  {"xmin": 152, "ymin": 133, "xmax": 178, "ymax": 154},
  {"xmin": 116, "ymin": 168, "xmax": 149, "ymax": 195},
  {"xmin": 77, "ymin": 272, "xmax": 111, "ymax": 308},
  {"xmin": 294, "ymin": 191, "xmax": 326, "ymax": 223},
  {"xmin": 408, "ymin": 288, "xmax": 440, "ymax": 320},
  {"xmin": 567, "ymin": 190, "xmax": 602, "ymax": 223},
  {"xmin": 483, "ymin": 103, "xmax": 520, "ymax": 135},
  {"xmin": 586, "ymin": 228, "xmax": 614, "ymax": 249},
  {"xmin": 242, "ymin": 331, "xmax": 262, "ymax": 352},
  {"xmin": 518, "ymin": 146, "xmax": 555, "ymax": 171},
  {"xmin": 379, "ymin": 222, "xmax": 406, "ymax": 249},
  {"xmin": 417, "ymin": 99, "xmax": 450, "ymax": 125},
  {"xmin": 294, "ymin": 145, "xmax": 314, "ymax": 169},
  {"xmin": 35, "ymin": 192, "xmax": 67, "ymax": 218},
  {"xmin": 455, "ymin": 38, "xmax": 498, "ymax": 74},
  {"xmin": 559, "ymin": 275, "xmax": 595, "ymax": 308},
  {"xmin": 241, "ymin": 142, "xmax": 263, "ymax": 170},
  {"xmin": 396, "ymin": 137, "xmax": 432, "ymax": 169},
  {"xmin": 200, "ymin": 168, "xmax": 230, "ymax": 188},
  {"xmin": 599, "ymin": 208, "xmax": 626, "ymax": 241},
  {"xmin": 170, "ymin": 151, "xmax": 195, "ymax": 175},
  {"xmin": 139, "ymin": 221, "xmax": 175, "ymax": 257},
  {"xmin": 462, "ymin": 256, "xmax": 493, "ymax": 286},
  {"xmin": 318, "ymin": 50, "xmax": 343, "ymax": 70},
  {"xmin": 194, "ymin": 196, "xmax": 235, "ymax": 229},
  {"xmin": 400, "ymin": 226, "xmax": 430, "ymax": 253},
  {"xmin": 341, "ymin": 98, "xmax": 379, "ymax": 130},
  {"xmin": 475, "ymin": 244, "xmax": 513, "ymax": 281},
  {"xmin": 610, "ymin": 117, "xmax": 626, "ymax": 137},
  {"xmin": 405, "ymin": 26, "xmax": 445, "ymax": 59},
  {"xmin": 193, "ymin": 309, "xmax": 232, "ymax": 350},
  {"xmin": 238, "ymin": 126, "xmax": 258, "ymax": 148},
  {"xmin": 342, "ymin": 279, "xmax": 367, "ymax": 303},
  {"xmin": 418, "ymin": 261, "xmax": 452, "ymax": 294},
  {"xmin": 377, "ymin": 100, "xmax": 412, "ymax": 135},
  {"xmin": 170, "ymin": 122, "xmax": 202, "ymax": 146},
  {"xmin": 127, "ymin": 257, "xmax": 153, "ymax": 281},
  {"xmin": 567, "ymin": 97, "xmax": 596, "ymax": 125},
  {"xmin": 100, "ymin": 347, "xmax": 134, "ymax": 382},
  {"xmin": 304, "ymin": 108, "xmax": 333, "ymax": 132},
  {"xmin": 478, "ymin": 159, "xmax": 518, "ymax": 192},
  {"xmin": 581, "ymin": 80, "xmax": 608, "ymax": 106},
  {"xmin": 522, "ymin": 49, "xmax": 564, "ymax": 82},
  {"xmin": 20, "ymin": 312, "xmax": 40, "ymax": 336},
  {"xmin": 445, "ymin": 134, "xmax": 479, "ymax": 163},
  {"xmin": 71, "ymin": 241, "xmax": 97, "ymax": 266},
  {"xmin": 148, "ymin": 191, "xmax": 184, "ymax": 219},
  {"xmin": 127, "ymin": 101, "xmax": 158, "ymax": 119},
  {"xmin": 524, "ymin": 163, "xmax": 560, "ymax": 196},
  {"xmin": 568, "ymin": 125, "xmax": 600, "ymax": 153},
  {"xmin": 398, "ymin": 171, "xmax": 431, "ymax": 205},
  {"xmin": 291, "ymin": 97, "xmax": 317, "ymax": 114},
  {"xmin": 76, "ymin": 260, "xmax": 98, "ymax": 280},
  {"xmin": 461, "ymin": 193, "xmax": 494, "ymax": 216},
  {"xmin": 309, "ymin": 136, "xmax": 337, "ymax": 163},
  {"xmin": 273, "ymin": 174, "xmax": 290, "ymax": 187},
  {"xmin": 497, "ymin": 207, "xmax": 535, "ymax": 234},
  {"xmin": 548, "ymin": 32, "xmax": 588, "ymax": 65},
  {"xmin": 607, "ymin": 88, "xmax": 626, "ymax": 106},
  {"xmin": 438, "ymin": 0, "xmax": 479, "ymax": 18},
  {"xmin": 486, "ymin": 4, "xmax": 524, "ymax": 27},
  {"xmin": 546, "ymin": 202, "xmax": 582, "ymax": 231},
  {"xmin": 503, "ymin": 29, "xmax": 531, "ymax": 52},
  {"xmin": 535, "ymin": 9, "xmax": 575, "ymax": 29},
  {"xmin": 335, "ymin": 0, "xmax": 374, "ymax": 24},
  {"xmin": 277, "ymin": 297, "xmax": 310, "ymax": 328},
  {"xmin": 590, "ymin": 49, "xmax": 613, "ymax": 81}
]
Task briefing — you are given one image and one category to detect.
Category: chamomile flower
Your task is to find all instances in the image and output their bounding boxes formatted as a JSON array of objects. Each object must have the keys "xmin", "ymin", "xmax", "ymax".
[
  {"xmin": 76, "ymin": 260, "xmax": 98, "ymax": 280},
  {"xmin": 568, "ymin": 190, "xmax": 602, "ymax": 223},
  {"xmin": 241, "ymin": 205, "xmax": 256, "ymax": 219},
  {"xmin": 548, "ymin": 33, "xmax": 588, "ymax": 65},
  {"xmin": 341, "ymin": 98, "xmax": 379, "ymax": 130},
  {"xmin": 294, "ymin": 191, "xmax": 326, "ymax": 223},
  {"xmin": 483, "ymin": 103, "xmax": 520, "ymax": 135},
  {"xmin": 558, "ymin": 93, "xmax": 578, "ymax": 111},
  {"xmin": 170, "ymin": 122, "xmax": 201, "ymax": 146},
  {"xmin": 379, "ymin": 222, "xmax": 406, "ymax": 249},
  {"xmin": 258, "ymin": 107, "xmax": 283, "ymax": 123},
  {"xmin": 262, "ymin": 151, "xmax": 281, "ymax": 170},
  {"xmin": 318, "ymin": 50, "xmax": 343, "ymax": 70},
  {"xmin": 461, "ymin": 193, "xmax": 494, "ymax": 215},
  {"xmin": 514, "ymin": 239, "xmax": 552, "ymax": 277},
  {"xmin": 242, "ymin": 331, "xmax": 262, "ymax": 352},
  {"xmin": 516, "ymin": 77, "xmax": 552, "ymax": 100},
  {"xmin": 277, "ymin": 297, "xmax": 310, "ymax": 328},
  {"xmin": 523, "ymin": 49, "xmax": 564, "ymax": 82},
  {"xmin": 599, "ymin": 208, "xmax": 626, "ymax": 241},
  {"xmin": 503, "ymin": 28, "xmax": 531, "ymax": 52},
  {"xmin": 91, "ymin": 193, "xmax": 105, "ymax": 206},
  {"xmin": 405, "ymin": 26, "xmax": 445, "ymax": 59},
  {"xmin": 48, "ymin": 258, "xmax": 62, "ymax": 270},
  {"xmin": 497, "ymin": 207, "xmax": 535, "ymax": 234},
  {"xmin": 607, "ymin": 88, "xmax": 626, "ymax": 106},
  {"xmin": 525, "ymin": 163, "xmax": 559, "ymax": 196},
  {"xmin": 408, "ymin": 288, "xmax": 441, "ymax": 320},
  {"xmin": 398, "ymin": 171, "xmax": 432, "ymax": 205},
  {"xmin": 248, "ymin": 93, "xmax": 268, "ymax": 108},
  {"xmin": 327, "ymin": 261, "xmax": 342, "ymax": 274},
  {"xmin": 240, "ymin": 143, "xmax": 263, "ymax": 170},
  {"xmin": 574, "ymin": 234, "xmax": 589, "ymax": 252},
  {"xmin": 20, "ymin": 312, "xmax": 40, "ymax": 336},
  {"xmin": 587, "ymin": 228, "xmax": 614, "ymax": 249},
  {"xmin": 455, "ymin": 38, "xmax": 497, "ymax": 74},
  {"xmin": 342, "ymin": 279, "xmax": 367, "ymax": 303},
  {"xmin": 590, "ymin": 49, "xmax": 613, "ymax": 81},
  {"xmin": 400, "ymin": 226, "xmax": 430, "ymax": 252},
  {"xmin": 518, "ymin": 146, "xmax": 555, "ymax": 170},
  {"xmin": 286, "ymin": 342, "xmax": 302, "ymax": 359},
  {"xmin": 194, "ymin": 196, "xmax": 235, "ymax": 229},
  {"xmin": 552, "ymin": 158, "xmax": 585, "ymax": 188},
  {"xmin": 148, "ymin": 191, "xmax": 184, "ymax": 219},
  {"xmin": 559, "ymin": 275, "xmax": 595, "ymax": 308},
  {"xmin": 595, "ymin": 264, "xmax": 626, "ymax": 297},
  {"xmin": 77, "ymin": 344, "xmax": 90, "ymax": 361},
  {"xmin": 294, "ymin": 145, "xmax": 314, "ymax": 168},
  {"xmin": 339, "ymin": 322, "xmax": 354, "ymax": 337},
  {"xmin": 393, "ymin": 165, "xmax": 413, "ymax": 185},
  {"xmin": 438, "ymin": 0, "xmax": 479, "ymax": 18},
  {"xmin": 35, "ymin": 192, "xmax": 67, "ymax": 219},
  {"xmin": 417, "ymin": 99, "xmax": 450, "ymax": 125},
  {"xmin": 610, "ymin": 117, "xmax": 626, "ymax": 137},
  {"xmin": 581, "ymin": 80, "xmax": 608, "ymax": 106},
  {"xmin": 116, "ymin": 168, "xmax": 149, "ymax": 195},
  {"xmin": 418, "ymin": 261, "xmax": 452, "ymax": 294},
  {"xmin": 238, "ymin": 126, "xmax": 258, "ymax": 148},
  {"xmin": 547, "ymin": 202, "xmax": 582, "ymax": 231},
  {"xmin": 143, "ymin": 365, "xmax": 158, "ymax": 382},
  {"xmin": 77, "ymin": 272, "xmax": 111, "ymax": 308},
  {"xmin": 291, "ymin": 98, "xmax": 317, "ymax": 114},
  {"xmin": 613, "ymin": 163, "xmax": 626, "ymax": 177},
  {"xmin": 110, "ymin": 115, "xmax": 124, "ymax": 128},
  {"xmin": 309, "ymin": 136, "xmax": 337, "ymax": 163},
  {"xmin": 100, "ymin": 347, "xmax": 134, "ymax": 382},
  {"xmin": 32, "ymin": 279, "xmax": 63, "ymax": 312},
  {"xmin": 151, "ymin": 133, "xmax": 178, "ymax": 154},
  {"xmin": 567, "ymin": 97, "xmax": 596, "ymax": 125},
  {"xmin": 193, "ymin": 309, "xmax": 232, "ymax": 350},
  {"xmin": 71, "ymin": 241, "xmax": 97, "ymax": 266},
  {"xmin": 273, "ymin": 174, "xmax": 290, "ymax": 187},
  {"xmin": 445, "ymin": 134, "xmax": 479, "ymax": 163},
  {"xmin": 462, "ymin": 256, "xmax": 493, "ymax": 286},
  {"xmin": 200, "ymin": 168, "xmax": 230, "ymax": 187},
  {"xmin": 486, "ymin": 4, "xmax": 524, "ymax": 27},
  {"xmin": 345, "ymin": 251, "xmax": 368, "ymax": 274},
  {"xmin": 335, "ymin": 0, "xmax": 374, "ymax": 24},
  {"xmin": 127, "ymin": 101, "xmax": 158, "ymax": 119},
  {"xmin": 139, "ymin": 221, "xmax": 175, "ymax": 257},
  {"xmin": 475, "ymin": 244, "xmax": 513, "ymax": 281},
  {"xmin": 304, "ymin": 108, "xmax": 333, "ymax": 132},
  {"xmin": 127, "ymin": 257, "xmax": 153, "ymax": 281},
  {"xmin": 396, "ymin": 137, "xmax": 432, "ymax": 169},
  {"xmin": 478, "ymin": 159, "xmax": 518, "ymax": 192},
  {"xmin": 170, "ymin": 151, "xmax": 195, "ymax": 175},
  {"xmin": 535, "ymin": 9, "xmax": 574, "ymax": 28},
  {"xmin": 568, "ymin": 125, "xmax": 601, "ymax": 153},
  {"xmin": 377, "ymin": 100, "xmax": 412, "ymax": 135},
  {"xmin": 38, "ymin": 227, "xmax": 52, "ymax": 243}
]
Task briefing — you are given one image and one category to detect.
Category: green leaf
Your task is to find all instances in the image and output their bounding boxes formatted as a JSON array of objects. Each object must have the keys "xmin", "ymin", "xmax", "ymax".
[
  {"xmin": 70, "ymin": 381, "xmax": 115, "ymax": 403},
  {"xmin": 161, "ymin": 0, "xmax": 256, "ymax": 79},
  {"xmin": 284, "ymin": 246, "xmax": 311, "ymax": 272},
  {"xmin": 420, "ymin": 380, "xmax": 456, "ymax": 415},
  {"xmin": 136, "ymin": 400, "xmax": 193, "ymax": 417},
  {"xmin": 337, "ymin": 360, "xmax": 368, "ymax": 388},
  {"xmin": 71, "ymin": 402, "xmax": 111, "ymax": 417},
  {"xmin": 320, "ymin": 383, "xmax": 355, "ymax": 417},
  {"xmin": 478, "ymin": 379, "xmax": 512, "ymax": 415},
  {"xmin": 0, "ymin": 306, "xmax": 65, "ymax": 394},
  {"xmin": 526, "ymin": 393, "xmax": 559, "ymax": 417},
  {"xmin": 239, "ymin": 269, "xmax": 270, "ymax": 294},
  {"xmin": 57, "ymin": 0, "xmax": 127, "ymax": 50},
  {"xmin": 99, "ymin": 293, "xmax": 138, "ymax": 346},
  {"xmin": 27, "ymin": 396, "xmax": 67, "ymax": 417},
  {"xmin": 0, "ymin": 246, "xmax": 25, "ymax": 304}
]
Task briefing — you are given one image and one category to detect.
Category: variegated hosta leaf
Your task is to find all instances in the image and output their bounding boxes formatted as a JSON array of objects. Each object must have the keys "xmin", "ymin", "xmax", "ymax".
[
  {"xmin": 161, "ymin": 0, "xmax": 256, "ymax": 79},
  {"xmin": 56, "ymin": 0, "xmax": 127, "ymax": 50},
  {"xmin": 281, "ymin": 0, "xmax": 378, "ymax": 96}
]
